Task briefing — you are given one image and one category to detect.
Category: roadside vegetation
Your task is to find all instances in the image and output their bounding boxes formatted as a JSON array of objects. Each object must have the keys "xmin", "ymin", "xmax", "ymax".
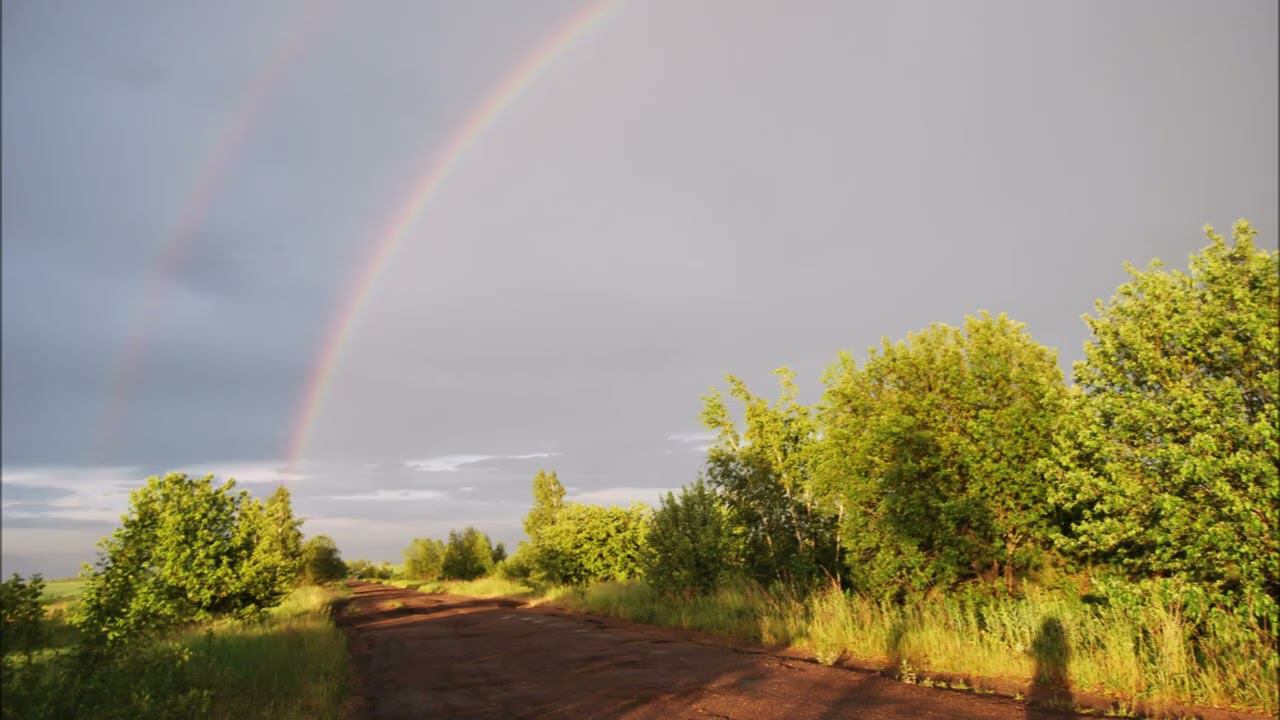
[
  {"xmin": 1, "ymin": 476, "xmax": 351, "ymax": 720},
  {"xmin": 382, "ymin": 222, "xmax": 1277, "ymax": 714}
]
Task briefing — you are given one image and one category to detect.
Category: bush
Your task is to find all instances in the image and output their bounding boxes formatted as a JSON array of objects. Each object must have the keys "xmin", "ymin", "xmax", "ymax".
[
  {"xmin": 76, "ymin": 473, "xmax": 305, "ymax": 646},
  {"xmin": 646, "ymin": 480, "xmax": 734, "ymax": 595},
  {"xmin": 1048, "ymin": 220, "xmax": 1278, "ymax": 615},
  {"xmin": 342, "ymin": 559, "xmax": 391, "ymax": 581},
  {"xmin": 818, "ymin": 312, "xmax": 1068, "ymax": 596},
  {"xmin": 535, "ymin": 503, "xmax": 650, "ymax": 585},
  {"xmin": 0, "ymin": 573, "xmax": 46, "ymax": 659},
  {"xmin": 496, "ymin": 542, "xmax": 537, "ymax": 581},
  {"xmin": 403, "ymin": 538, "xmax": 446, "ymax": 581},
  {"xmin": 442, "ymin": 527, "xmax": 494, "ymax": 580},
  {"xmin": 301, "ymin": 536, "xmax": 347, "ymax": 584}
]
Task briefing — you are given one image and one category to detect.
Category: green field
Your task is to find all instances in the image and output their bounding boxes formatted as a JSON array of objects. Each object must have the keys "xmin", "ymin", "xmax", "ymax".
[{"xmin": 38, "ymin": 579, "xmax": 87, "ymax": 603}]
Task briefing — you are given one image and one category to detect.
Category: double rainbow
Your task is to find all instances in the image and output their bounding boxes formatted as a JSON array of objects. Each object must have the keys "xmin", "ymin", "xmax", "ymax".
[
  {"xmin": 94, "ymin": 1, "xmax": 340, "ymax": 462},
  {"xmin": 284, "ymin": 1, "xmax": 618, "ymax": 467}
]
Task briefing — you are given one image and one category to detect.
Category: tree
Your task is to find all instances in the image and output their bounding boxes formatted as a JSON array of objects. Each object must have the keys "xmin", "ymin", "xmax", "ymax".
[
  {"xmin": 442, "ymin": 527, "xmax": 495, "ymax": 580},
  {"xmin": 646, "ymin": 480, "xmax": 735, "ymax": 595},
  {"xmin": 701, "ymin": 370, "xmax": 838, "ymax": 586},
  {"xmin": 1047, "ymin": 220, "xmax": 1278, "ymax": 612},
  {"xmin": 403, "ymin": 538, "xmax": 447, "ymax": 581},
  {"xmin": 76, "ymin": 473, "xmax": 275, "ymax": 645},
  {"xmin": 524, "ymin": 470, "xmax": 565, "ymax": 543},
  {"xmin": 301, "ymin": 535, "xmax": 347, "ymax": 584},
  {"xmin": 534, "ymin": 503, "xmax": 650, "ymax": 585},
  {"xmin": 241, "ymin": 486, "xmax": 304, "ymax": 601},
  {"xmin": 491, "ymin": 542, "xmax": 507, "ymax": 564},
  {"xmin": 0, "ymin": 574, "xmax": 46, "ymax": 660},
  {"xmin": 818, "ymin": 312, "xmax": 1067, "ymax": 595}
]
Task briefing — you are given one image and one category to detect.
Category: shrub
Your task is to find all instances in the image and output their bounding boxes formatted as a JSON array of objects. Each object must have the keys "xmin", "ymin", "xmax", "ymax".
[
  {"xmin": 646, "ymin": 480, "xmax": 734, "ymax": 594},
  {"xmin": 403, "ymin": 538, "xmax": 446, "ymax": 581},
  {"xmin": 301, "ymin": 536, "xmax": 347, "ymax": 584},
  {"xmin": 817, "ymin": 312, "xmax": 1068, "ymax": 596},
  {"xmin": 1048, "ymin": 220, "xmax": 1278, "ymax": 615},
  {"xmin": 76, "ymin": 473, "xmax": 305, "ymax": 646},
  {"xmin": 535, "ymin": 503, "xmax": 650, "ymax": 585},
  {"xmin": 342, "ymin": 559, "xmax": 391, "ymax": 581},
  {"xmin": 0, "ymin": 573, "xmax": 46, "ymax": 659},
  {"xmin": 442, "ymin": 527, "xmax": 494, "ymax": 580}
]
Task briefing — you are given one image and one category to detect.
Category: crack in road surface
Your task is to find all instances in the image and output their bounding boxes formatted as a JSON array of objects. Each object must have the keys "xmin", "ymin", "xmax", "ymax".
[{"xmin": 338, "ymin": 582, "xmax": 1077, "ymax": 720}]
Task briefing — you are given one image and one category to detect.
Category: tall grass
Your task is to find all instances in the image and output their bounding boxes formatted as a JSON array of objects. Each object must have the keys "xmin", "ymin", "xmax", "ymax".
[
  {"xmin": 2, "ymin": 585, "xmax": 348, "ymax": 720},
  {"xmin": 436, "ymin": 576, "xmax": 1273, "ymax": 714}
]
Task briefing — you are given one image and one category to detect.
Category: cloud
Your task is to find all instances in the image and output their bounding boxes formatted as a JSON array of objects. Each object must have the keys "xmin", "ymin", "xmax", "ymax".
[
  {"xmin": 668, "ymin": 432, "xmax": 715, "ymax": 452},
  {"xmin": 404, "ymin": 452, "xmax": 558, "ymax": 473},
  {"xmin": 0, "ymin": 462, "xmax": 307, "ymax": 532},
  {"xmin": 565, "ymin": 486, "xmax": 677, "ymax": 507},
  {"xmin": 326, "ymin": 489, "xmax": 447, "ymax": 501},
  {"xmin": 1, "ymin": 465, "xmax": 142, "ymax": 529},
  {"xmin": 457, "ymin": 486, "xmax": 477, "ymax": 493},
  {"xmin": 174, "ymin": 462, "xmax": 308, "ymax": 485}
]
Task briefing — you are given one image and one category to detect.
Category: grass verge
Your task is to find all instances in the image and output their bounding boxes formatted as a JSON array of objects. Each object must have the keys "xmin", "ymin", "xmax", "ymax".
[
  {"xmin": 402, "ymin": 575, "xmax": 1275, "ymax": 715},
  {"xmin": 2, "ymin": 584, "xmax": 348, "ymax": 720}
]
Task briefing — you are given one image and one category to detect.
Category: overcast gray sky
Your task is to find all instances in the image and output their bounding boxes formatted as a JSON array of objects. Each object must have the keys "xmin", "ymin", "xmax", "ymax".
[{"xmin": 3, "ymin": 0, "xmax": 1276, "ymax": 577}]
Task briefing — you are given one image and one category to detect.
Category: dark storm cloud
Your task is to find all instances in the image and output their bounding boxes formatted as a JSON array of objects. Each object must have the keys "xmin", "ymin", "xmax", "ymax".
[{"xmin": 4, "ymin": 0, "xmax": 1277, "ymax": 576}]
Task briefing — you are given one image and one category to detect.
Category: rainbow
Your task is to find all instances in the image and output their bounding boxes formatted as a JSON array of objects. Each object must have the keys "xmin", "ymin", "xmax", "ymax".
[
  {"xmin": 93, "ymin": 1, "xmax": 340, "ymax": 463},
  {"xmin": 285, "ymin": 1, "xmax": 618, "ymax": 467}
]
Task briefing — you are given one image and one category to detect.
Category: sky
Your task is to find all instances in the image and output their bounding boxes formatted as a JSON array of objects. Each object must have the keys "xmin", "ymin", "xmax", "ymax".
[{"xmin": 2, "ymin": 0, "xmax": 1276, "ymax": 577}]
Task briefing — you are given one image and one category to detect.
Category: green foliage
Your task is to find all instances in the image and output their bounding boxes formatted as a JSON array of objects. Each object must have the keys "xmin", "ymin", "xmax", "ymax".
[
  {"xmin": 3, "ymin": 586, "xmax": 347, "ymax": 720},
  {"xmin": 301, "ymin": 535, "xmax": 347, "ymax": 585},
  {"xmin": 403, "ymin": 538, "xmax": 446, "ymax": 581},
  {"xmin": 701, "ymin": 369, "xmax": 839, "ymax": 585},
  {"xmin": 534, "ymin": 503, "xmax": 650, "ymax": 585},
  {"xmin": 818, "ymin": 312, "xmax": 1068, "ymax": 596},
  {"xmin": 76, "ymin": 473, "xmax": 306, "ymax": 646},
  {"xmin": 523, "ymin": 469, "xmax": 565, "ymax": 542},
  {"xmin": 646, "ymin": 479, "xmax": 735, "ymax": 594},
  {"xmin": 442, "ymin": 527, "xmax": 495, "ymax": 580},
  {"xmin": 538, "ymin": 577, "xmax": 1274, "ymax": 713},
  {"xmin": 0, "ymin": 573, "xmax": 46, "ymax": 659},
  {"xmin": 491, "ymin": 542, "xmax": 507, "ymax": 564},
  {"xmin": 241, "ymin": 487, "xmax": 305, "ymax": 603},
  {"xmin": 343, "ymin": 559, "xmax": 393, "ymax": 580},
  {"xmin": 497, "ymin": 542, "xmax": 537, "ymax": 581},
  {"xmin": 1047, "ymin": 220, "xmax": 1279, "ymax": 615}
]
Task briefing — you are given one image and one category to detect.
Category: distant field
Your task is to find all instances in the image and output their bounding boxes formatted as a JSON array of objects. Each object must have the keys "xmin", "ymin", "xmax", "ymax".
[{"xmin": 40, "ymin": 578, "xmax": 86, "ymax": 602}]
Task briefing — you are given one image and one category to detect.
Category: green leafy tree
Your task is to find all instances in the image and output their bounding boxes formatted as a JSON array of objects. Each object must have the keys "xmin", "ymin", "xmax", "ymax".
[
  {"xmin": 491, "ymin": 542, "xmax": 507, "ymax": 564},
  {"xmin": 818, "ymin": 312, "xmax": 1067, "ymax": 595},
  {"xmin": 498, "ymin": 542, "xmax": 537, "ymax": 581},
  {"xmin": 403, "ymin": 538, "xmax": 447, "ymax": 581},
  {"xmin": 241, "ymin": 486, "xmax": 304, "ymax": 601},
  {"xmin": 1047, "ymin": 220, "xmax": 1278, "ymax": 612},
  {"xmin": 701, "ymin": 369, "xmax": 838, "ymax": 586},
  {"xmin": 535, "ymin": 503, "xmax": 650, "ymax": 585},
  {"xmin": 76, "ymin": 473, "xmax": 272, "ymax": 645},
  {"xmin": 301, "ymin": 535, "xmax": 347, "ymax": 584},
  {"xmin": 344, "ymin": 559, "xmax": 395, "ymax": 580},
  {"xmin": 442, "ymin": 527, "xmax": 495, "ymax": 580},
  {"xmin": 646, "ymin": 479, "xmax": 735, "ymax": 594},
  {"xmin": 0, "ymin": 574, "xmax": 46, "ymax": 660},
  {"xmin": 524, "ymin": 470, "xmax": 565, "ymax": 543}
]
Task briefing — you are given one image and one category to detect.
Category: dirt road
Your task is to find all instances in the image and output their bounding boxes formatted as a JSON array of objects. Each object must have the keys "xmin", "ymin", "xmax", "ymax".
[{"xmin": 337, "ymin": 582, "xmax": 1075, "ymax": 720}]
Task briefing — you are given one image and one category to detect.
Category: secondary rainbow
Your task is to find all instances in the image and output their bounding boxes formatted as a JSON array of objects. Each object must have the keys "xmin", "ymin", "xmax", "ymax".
[
  {"xmin": 285, "ymin": 1, "xmax": 618, "ymax": 466},
  {"xmin": 93, "ymin": 1, "xmax": 339, "ymax": 463}
]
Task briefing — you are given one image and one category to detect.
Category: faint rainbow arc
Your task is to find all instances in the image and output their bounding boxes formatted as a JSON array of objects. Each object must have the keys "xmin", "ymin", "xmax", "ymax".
[
  {"xmin": 285, "ymin": 1, "xmax": 617, "ymax": 467},
  {"xmin": 92, "ymin": 1, "xmax": 339, "ymax": 463}
]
